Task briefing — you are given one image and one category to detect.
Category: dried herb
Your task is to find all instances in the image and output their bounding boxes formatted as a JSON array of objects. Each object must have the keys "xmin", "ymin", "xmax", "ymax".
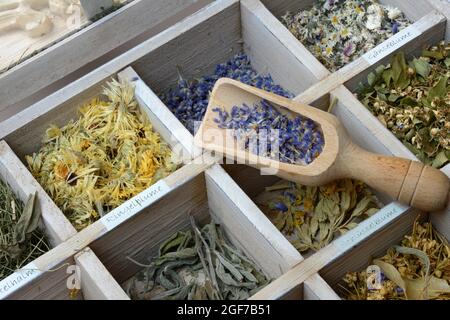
[
  {"xmin": 340, "ymin": 219, "xmax": 450, "ymax": 300},
  {"xmin": 26, "ymin": 80, "xmax": 178, "ymax": 231},
  {"xmin": 357, "ymin": 42, "xmax": 450, "ymax": 168},
  {"xmin": 0, "ymin": 180, "xmax": 50, "ymax": 281},
  {"xmin": 255, "ymin": 179, "xmax": 381, "ymax": 253},
  {"xmin": 160, "ymin": 53, "xmax": 293, "ymax": 134},
  {"xmin": 213, "ymin": 100, "xmax": 324, "ymax": 165},
  {"xmin": 281, "ymin": 0, "xmax": 410, "ymax": 71},
  {"xmin": 126, "ymin": 218, "xmax": 270, "ymax": 300}
]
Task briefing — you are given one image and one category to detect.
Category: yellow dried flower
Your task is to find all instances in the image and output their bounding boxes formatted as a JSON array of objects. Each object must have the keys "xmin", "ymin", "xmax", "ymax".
[{"xmin": 26, "ymin": 80, "xmax": 178, "ymax": 230}]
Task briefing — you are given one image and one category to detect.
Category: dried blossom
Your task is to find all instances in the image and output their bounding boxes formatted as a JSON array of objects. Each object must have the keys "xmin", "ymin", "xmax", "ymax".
[
  {"xmin": 340, "ymin": 219, "xmax": 450, "ymax": 300},
  {"xmin": 0, "ymin": 181, "xmax": 50, "ymax": 281},
  {"xmin": 255, "ymin": 179, "xmax": 381, "ymax": 253},
  {"xmin": 26, "ymin": 80, "xmax": 178, "ymax": 231},
  {"xmin": 126, "ymin": 218, "xmax": 269, "ymax": 300},
  {"xmin": 212, "ymin": 100, "xmax": 324, "ymax": 165},
  {"xmin": 160, "ymin": 53, "xmax": 293, "ymax": 134},
  {"xmin": 358, "ymin": 42, "xmax": 450, "ymax": 168},
  {"xmin": 281, "ymin": 0, "xmax": 410, "ymax": 71}
]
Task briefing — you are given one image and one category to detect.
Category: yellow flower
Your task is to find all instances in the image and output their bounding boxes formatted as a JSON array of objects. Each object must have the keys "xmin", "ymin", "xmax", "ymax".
[
  {"xmin": 28, "ymin": 80, "xmax": 178, "ymax": 231},
  {"xmin": 331, "ymin": 15, "xmax": 339, "ymax": 25},
  {"xmin": 54, "ymin": 162, "xmax": 70, "ymax": 180}
]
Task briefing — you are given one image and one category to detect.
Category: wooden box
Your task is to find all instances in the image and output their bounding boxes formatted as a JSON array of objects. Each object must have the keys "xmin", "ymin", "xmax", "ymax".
[
  {"xmin": 0, "ymin": 0, "xmax": 211, "ymax": 122},
  {"xmin": 0, "ymin": 0, "xmax": 448, "ymax": 300}
]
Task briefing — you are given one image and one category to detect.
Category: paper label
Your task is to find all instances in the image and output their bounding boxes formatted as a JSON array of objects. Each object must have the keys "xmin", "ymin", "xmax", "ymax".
[
  {"xmin": 362, "ymin": 26, "xmax": 421, "ymax": 65},
  {"xmin": 100, "ymin": 180, "xmax": 171, "ymax": 231},
  {"xmin": 0, "ymin": 262, "xmax": 42, "ymax": 299},
  {"xmin": 334, "ymin": 202, "xmax": 409, "ymax": 251}
]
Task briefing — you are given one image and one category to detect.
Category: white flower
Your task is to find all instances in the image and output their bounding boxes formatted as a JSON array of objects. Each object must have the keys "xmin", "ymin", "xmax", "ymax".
[
  {"xmin": 366, "ymin": 14, "xmax": 382, "ymax": 30},
  {"xmin": 386, "ymin": 6, "xmax": 402, "ymax": 20}
]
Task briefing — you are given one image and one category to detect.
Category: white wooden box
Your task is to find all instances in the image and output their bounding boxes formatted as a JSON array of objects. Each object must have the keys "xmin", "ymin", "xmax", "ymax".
[
  {"xmin": 0, "ymin": 0, "xmax": 448, "ymax": 300},
  {"xmin": 0, "ymin": 0, "xmax": 211, "ymax": 122}
]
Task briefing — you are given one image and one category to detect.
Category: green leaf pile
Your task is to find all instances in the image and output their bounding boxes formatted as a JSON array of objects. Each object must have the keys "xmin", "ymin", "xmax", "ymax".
[
  {"xmin": 126, "ymin": 218, "xmax": 270, "ymax": 300},
  {"xmin": 357, "ymin": 41, "xmax": 450, "ymax": 168}
]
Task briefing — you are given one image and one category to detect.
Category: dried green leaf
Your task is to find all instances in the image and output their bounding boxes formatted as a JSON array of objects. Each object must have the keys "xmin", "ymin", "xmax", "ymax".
[
  {"xmin": 412, "ymin": 58, "xmax": 431, "ymax": 78},
  {"xmin": 428, "ymin": 76, "xmax": 448, "ymax": 100},
  {"xmin": 374, "ymin": 259, "xmax": 407, "ymax": 296},
  {"xmin": 13, "ymin": 192, "xmax": 38, "ymax": 244},
  {"xmin": 422, "ymin": 50, "xmax": 444, "ymax": 60}
]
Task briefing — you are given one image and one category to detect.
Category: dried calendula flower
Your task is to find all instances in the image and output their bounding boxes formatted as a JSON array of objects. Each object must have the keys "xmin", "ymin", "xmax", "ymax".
[
  {"xmin": 0, "ymin": 181, "xmax": 50, "ymax": 281},
  {"xmin": 26, "ymin": 80, "xmax": 178, "ymax": 231},
  {"xmin": 255, "ymin": 179, "xmax": 381, "ymax": 253},
  {"xmin": 126, "ymin": 218, "xmax": 270, "ymax": 300},
  {"xmin": 340, "ymin": 219, "xmax": 450, "ymax": 300},
  {"xmin": 358, "ymin": 42, "xmax": 450, "ymax": 168},
  {"xmin": 281, "ymin": 0, "xmax": 410, "ymax": 71}
]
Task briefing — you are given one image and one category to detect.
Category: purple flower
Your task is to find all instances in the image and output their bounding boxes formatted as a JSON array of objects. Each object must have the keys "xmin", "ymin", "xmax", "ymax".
[
  {"xmin": 273, "ymin": 202, "xmax": 289, "ymax": 212},
  {"xmin": 160, "ymin": 53, "xmax": 293, "ymax": 134},
  {"xmin": 392, "ymin": 22, "xmax": 399, "ymax": 33},
  {"xmin": 343, "ymin": 43, "xmax": 353, "ymax": 57}
]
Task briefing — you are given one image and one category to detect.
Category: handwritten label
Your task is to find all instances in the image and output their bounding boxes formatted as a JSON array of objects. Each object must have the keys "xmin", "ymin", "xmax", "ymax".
[
  {"xmin": 100, "ymin": 180, "xmax": 171, "ymax": 231},
  {"xmin": 334, "ymin": 202, "xmax": 409, "ymax": 251},
  {"xmin": 362, "ymin": 26, "xmax": 421, "ymax": 65},
  {"xmin": 0, "ymin": 262, "xmax": 42, "ymax": 299}
]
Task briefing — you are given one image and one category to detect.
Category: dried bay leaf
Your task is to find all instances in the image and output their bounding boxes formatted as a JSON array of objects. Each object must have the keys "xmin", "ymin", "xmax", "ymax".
[
  {"xmin": 374, "ymin": 259, "xmax": 407, "ymax": 297},
  {"xmin": 412, "ymin": 58, "xmax": 431, "ymax": 78}
]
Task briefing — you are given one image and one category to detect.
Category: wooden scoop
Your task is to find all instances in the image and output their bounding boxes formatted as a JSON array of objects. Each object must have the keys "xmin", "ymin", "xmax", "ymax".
[{"xmin": 194, "ymin": 78, "xmax": 450, "ymax": 212}]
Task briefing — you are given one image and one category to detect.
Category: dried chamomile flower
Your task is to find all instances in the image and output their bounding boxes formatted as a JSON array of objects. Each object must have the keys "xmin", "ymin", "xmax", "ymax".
[
  {"xmin": 126, "ymin": 218, "xmax": 270, "ymax": 300},
  {"xmin": 281, "ymin": 0, "xmax": 410, "ymax": 71},
  {"xmin": 255, "ymin": 179, "xmax": 381, "ymax": 254},
  {"xmin": 213, "ymin": 100, "xmax": 324, "ymax": 165},
  {"xmin": 26, "ymin": 80, "xmax": 178, "ymax": 231},
  {"xmin": 358, "ymin": 42, "xmax": 450, "ymax": 168},
  {"xmin": 340, "ymin": 219, "xmax": 450, "ymax": 300},
  {"xmin": 0, "ymin": 181, "xmax": 50, "ymax": 281},
  {"xmin": 160, "ymin": 53, "xmax": 293, "ymax": 134}
]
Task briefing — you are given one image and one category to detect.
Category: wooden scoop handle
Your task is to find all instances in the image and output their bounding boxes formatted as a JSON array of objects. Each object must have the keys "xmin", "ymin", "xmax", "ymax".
[{"xmin": 339, "ymin": 144, "xmax": 450, "ymax": 212}]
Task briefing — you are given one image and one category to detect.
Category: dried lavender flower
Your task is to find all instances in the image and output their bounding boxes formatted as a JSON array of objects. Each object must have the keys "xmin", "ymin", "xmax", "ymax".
[
  {"xmin": 357, "ymin": 42, "xmax": 450, "ymax": 168},
  {"xmin": 281, "ymin": 0, "xmax": 411, "ymax": 71},
  {"xmin": 213, "ymin": 100, "xmax": 324, "ymax": 165},
  {"xmin": 160, "ymin": 53, "xmax": 293, "ymax": 134}
]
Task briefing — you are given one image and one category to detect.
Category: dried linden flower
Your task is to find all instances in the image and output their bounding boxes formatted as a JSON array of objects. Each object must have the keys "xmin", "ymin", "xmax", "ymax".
[
  {"xmin": 358, "ymin": 42, "xmax": 450, "ymax": 168},
  {"xmin": 340, "ymin": 219, "xmax": 450, "ymax": 300},
  {"xmin": 26, "ymin": 80, "xmax": 178, "ymax": 231}
]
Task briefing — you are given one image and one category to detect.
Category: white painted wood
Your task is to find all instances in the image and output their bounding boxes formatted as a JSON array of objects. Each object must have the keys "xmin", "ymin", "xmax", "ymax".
[
  {"xmin": 0, "ymin": 0, "xmax": 211, "ymax": 120},
  {"xmin": 241, "ymin": 0, "xmax": 327, "ymax": 92},
  {"xmin": 75, "ymin": 248, "xmax": 129, "ymax": 300},
  {"xmin": 117, "ymin": 67, "xmax": 201, "ymax": 160},
  {"xmin": 304, "ymin": 274, "xmax": 340, "ymax": 300},
  {"xmin": 0, "ymin": 0, "xmax": 238, "ymax": 143},
  {"xmin": 427, "ymin": 0, "xmax": 450, "ymax": 40},
  {"xmin": 293, "ymin": 11, "xmax": 446, "ymax": 104},
  {"xmin": 380, "ymin": 0, "xmax": 436, "ymax": 21},
  {"xmin": 206, "ymin": 164, "xmax": 302, "ymax": 278},
  {"xmin": 242, "ymin": 0, "xmax": 329, "ymax": 81},
  {"xmin": 251, "ymin": 204, "xmax": 417, "ymax": 299}
]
